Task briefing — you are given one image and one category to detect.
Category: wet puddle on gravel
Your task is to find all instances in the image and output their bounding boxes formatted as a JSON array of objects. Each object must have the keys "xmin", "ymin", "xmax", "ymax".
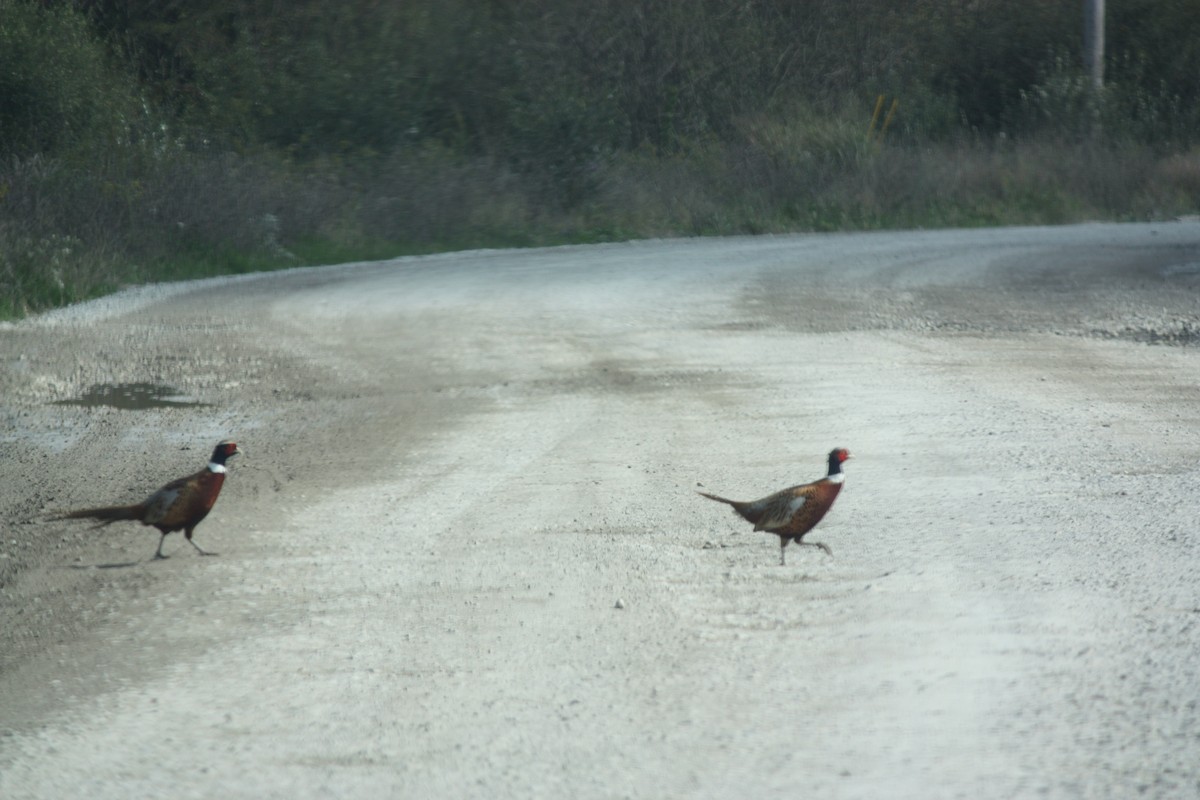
[{"xmin": 53, "ymin": 382, "xmax": 210, "ymax": 410}]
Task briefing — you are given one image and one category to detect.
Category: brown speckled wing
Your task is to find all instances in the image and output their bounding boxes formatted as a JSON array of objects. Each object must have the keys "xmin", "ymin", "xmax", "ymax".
[
  {"xmin": 141, "ymin": 485, "xmax": 184, "ymax": 525},
  {"xmin": 142, "ymin": 468, "xmax": 225, "ymax": 531},
  {"xmin": 754, "ymin": 484, "xmax": 817, "ymax": 532}
]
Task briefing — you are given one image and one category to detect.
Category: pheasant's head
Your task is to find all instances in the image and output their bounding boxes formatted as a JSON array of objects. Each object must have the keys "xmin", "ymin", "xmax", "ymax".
[{"xmin": 211, "ymin": 440, "xmax": 241, "ymax": 465}]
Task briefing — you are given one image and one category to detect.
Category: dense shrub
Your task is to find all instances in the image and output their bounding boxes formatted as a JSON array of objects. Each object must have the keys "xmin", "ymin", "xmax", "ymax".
[{"xmin": 0, "ymin": 0, "xmax": 141, "ymax": 158}]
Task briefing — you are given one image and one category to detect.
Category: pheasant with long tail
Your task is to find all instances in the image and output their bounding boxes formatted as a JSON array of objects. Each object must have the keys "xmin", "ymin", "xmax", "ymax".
[
  {"xmin": 53, "ymin": 440, "xmax": 241, "ymax": 560},
  {"xmin": 699, "ymin": 447, "xmax": 851, "ymax": 565}
]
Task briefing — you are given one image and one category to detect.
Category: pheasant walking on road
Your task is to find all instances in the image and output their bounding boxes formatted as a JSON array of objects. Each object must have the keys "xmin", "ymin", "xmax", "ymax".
[
  {"xmin": 54, "ymin": 440, "xmax": 241, "ymax": 560},
  {"xmin": 699, "ymin": 447, "xmax": 851, "ymax": 565}
]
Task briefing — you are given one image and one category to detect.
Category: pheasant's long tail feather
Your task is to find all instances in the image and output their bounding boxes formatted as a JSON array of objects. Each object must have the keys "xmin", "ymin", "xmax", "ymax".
[
  {"xmin": 52, "ymin": 504, "xmax": 142, "ymax": 526},
  {"xmin": 697, "ymin": 491, "xmax": 757, "ymax": 525}
]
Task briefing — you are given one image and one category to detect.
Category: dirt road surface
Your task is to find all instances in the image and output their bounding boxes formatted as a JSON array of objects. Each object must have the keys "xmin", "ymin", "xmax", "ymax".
[{"xmin": 2, "ymin": 223, "xmax": 1200, "ymax": 797}]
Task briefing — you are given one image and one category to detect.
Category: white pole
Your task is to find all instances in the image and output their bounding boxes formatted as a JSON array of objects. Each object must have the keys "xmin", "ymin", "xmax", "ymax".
[{"xmin": 1083, "ymin": 0, "xmax": 1105, "ymax": 90}]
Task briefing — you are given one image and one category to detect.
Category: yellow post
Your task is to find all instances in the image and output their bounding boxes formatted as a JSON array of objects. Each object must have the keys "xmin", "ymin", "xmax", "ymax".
[
  {"xmin": 867, "ymin": 94, "xmax": 885, "ymax": 141},
  {"xmin": 878, "ymin": 99, "xmax": 899, "ymax": 142}
]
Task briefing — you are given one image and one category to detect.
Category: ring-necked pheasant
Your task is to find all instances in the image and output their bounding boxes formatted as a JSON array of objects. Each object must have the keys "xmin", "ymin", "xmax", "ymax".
[
  {"xmin": 53, "ymin": 440, "xmax": 241, "ymax": 560},
  {"xmin": 698, "ymin": 447, "xmax": 851, "ymax": 565}
]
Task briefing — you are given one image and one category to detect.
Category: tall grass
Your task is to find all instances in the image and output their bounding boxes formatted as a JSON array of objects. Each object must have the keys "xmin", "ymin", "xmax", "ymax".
[{"xmin": 5, "ymin": 124, "xmax": 1198, "ymax": 319}]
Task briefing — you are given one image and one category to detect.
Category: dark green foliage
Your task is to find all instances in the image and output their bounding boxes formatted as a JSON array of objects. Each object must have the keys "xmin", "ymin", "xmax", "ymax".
[
  {"xmin": 0, "ymin": 0, "xmax": 140, "ymax": 157},
  {"xmin": 1109, "ymin": 0, "xmax": 1200, "ymax": 113},
  {"xmin": 24, "ymin": 0, "xmax": 1200, "ymax": 157},
  {"xmin": 918, "ymin": 1, "xmax": 1080, "ymax": 133}
]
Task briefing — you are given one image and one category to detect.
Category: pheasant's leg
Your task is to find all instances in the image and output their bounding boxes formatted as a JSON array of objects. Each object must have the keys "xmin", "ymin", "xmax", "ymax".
[
  {"xmin": 779, "ymin": 537, "xmax": 788, "ymax": 566},
  {"xmin": 186, "ymin": 529, "xmax": 216, "ymax": 556},
  {"xmin": 153, "ymin": 532, "xmax": 169, "ymax": 560},
  {"xmin": 799, "ymin": 540, "xmax": 833, "ymax": 557}
]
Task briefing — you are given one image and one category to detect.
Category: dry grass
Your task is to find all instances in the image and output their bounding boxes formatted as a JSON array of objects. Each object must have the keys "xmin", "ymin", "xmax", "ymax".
[{"xmin": 3, "ymin": 133, "xmax": 1199, "ymax": 319}]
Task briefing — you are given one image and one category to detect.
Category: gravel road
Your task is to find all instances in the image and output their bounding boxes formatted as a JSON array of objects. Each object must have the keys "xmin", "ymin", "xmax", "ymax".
[{"xmin": 2, "ymin": 223, "xmax": 1200, "ymax": 797}]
